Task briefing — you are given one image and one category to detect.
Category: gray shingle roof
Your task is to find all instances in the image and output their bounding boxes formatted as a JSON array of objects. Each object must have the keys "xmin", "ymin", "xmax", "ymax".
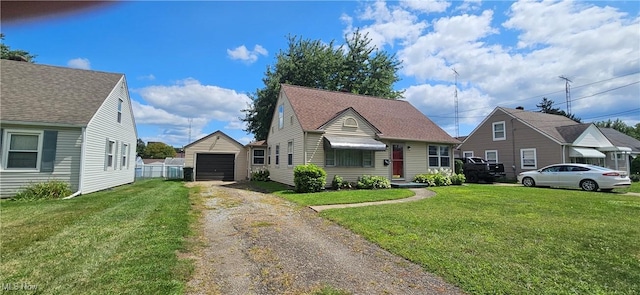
[
  {"xmin": 282, "ymin": 84, "xmax": 459, "ymax": 144},
  {"xmin": 1, "ymin": 59, "xmax": 124, "ymax": 126},
  {"xmin": 600, "ymin": 128, "xmax": 640, "ymax": 153},
  {"xmin": 499, "ymin": 107, "xmax": 581, "ymax": 143}
]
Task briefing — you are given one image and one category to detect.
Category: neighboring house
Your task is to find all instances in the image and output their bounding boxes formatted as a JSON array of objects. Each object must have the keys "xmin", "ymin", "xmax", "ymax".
[
  {"xmin": 264, "ymin": 84, "xmax": 459, "ymax": 187},
  {"xmin": 458, "ymin": 106, "xmax": 633, "ymax": 179},
  {"xmin": 0, "ymin": 60, "xmax": 137, "ymax": 198},
  {"xmin": 183, "ymin": 130, "xmax": 248, "ymax": 181},
  {"xmin": 599, "ymin": 127, "xmax": 640, "ymax": 172}
]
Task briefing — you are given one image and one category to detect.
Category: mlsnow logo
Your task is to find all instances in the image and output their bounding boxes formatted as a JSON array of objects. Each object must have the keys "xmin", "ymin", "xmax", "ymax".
[{"xmin": 2, "ymin": 282, "xmax": 38, "ymax": 291}]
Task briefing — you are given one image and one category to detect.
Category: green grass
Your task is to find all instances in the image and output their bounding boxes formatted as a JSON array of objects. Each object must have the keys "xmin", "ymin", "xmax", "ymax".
[
  {"xmin": 276, "ymin": 189, "xmax": 414, "ymax": 206},
  {"xmin": 626, "ymin": 181, "xmax": 640, "ymax": 193},
  {"xmin": 321, "ymin": 185, "xmax": 640, "ymax": 294},
  {"xmin": 0, "ymin": 179, "xmax": 193, "ymax": 294}
]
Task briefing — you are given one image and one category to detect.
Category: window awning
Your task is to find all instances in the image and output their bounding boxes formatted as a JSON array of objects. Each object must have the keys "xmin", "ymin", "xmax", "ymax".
[
  {"xmin": 323, "ymin": 135, "xmax": 386, "ymax": 151},
  {"xmin": 569, "ymin": 147, "xmax": 605, "ymax": 158}
]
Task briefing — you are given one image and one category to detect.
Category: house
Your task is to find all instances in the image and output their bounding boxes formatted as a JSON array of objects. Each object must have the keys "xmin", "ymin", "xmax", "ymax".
[
  {"xmin": 458, "ymin": 106, "xmax": 634, "ymax": 179},
  {"xmin": 263, "ymin": 84, "xmax": 460, "ymax": 187},
  {"xmin": 599, "ymin": 127, "xmax": 640, "ymax": 173},
  {"xmin": 183, "ymin": 130, "xmax": 248, "ymax": 181},
  {"xmin": 0, "ymin": 60, "xmax": 137, "ymax": 198}
]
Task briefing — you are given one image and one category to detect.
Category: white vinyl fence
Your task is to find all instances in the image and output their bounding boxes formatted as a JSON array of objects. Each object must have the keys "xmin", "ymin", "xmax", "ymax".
[{"xmin": 135, "ymin": 164, "xmax": 184, "ymax": 180}]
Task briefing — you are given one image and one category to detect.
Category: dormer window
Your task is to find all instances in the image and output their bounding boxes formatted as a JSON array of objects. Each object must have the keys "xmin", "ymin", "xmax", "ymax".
[{"xmin": 343, "ymin": 117, "xmax": 358, "ymax": 128}]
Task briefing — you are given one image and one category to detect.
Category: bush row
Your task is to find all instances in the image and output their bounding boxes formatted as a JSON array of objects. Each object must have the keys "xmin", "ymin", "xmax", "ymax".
[
  {"xmin": 413, "ymin": 168, "xmax": 465, "ymax": 186},
  {"xmin": 12, "ymin": 179, "xmax": 72, "ymax": 201}
]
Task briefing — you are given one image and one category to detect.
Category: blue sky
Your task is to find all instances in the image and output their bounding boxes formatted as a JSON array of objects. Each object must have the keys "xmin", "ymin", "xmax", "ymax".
[{"xmin": 3, "ymin": 0, "xmax": 639, "ymax": 147}]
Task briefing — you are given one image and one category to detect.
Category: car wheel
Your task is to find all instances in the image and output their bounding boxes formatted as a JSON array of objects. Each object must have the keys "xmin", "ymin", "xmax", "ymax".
[
  {"xmin": 468, "ymin": 174, "xmax": 479, "ymax": 183},
  {"xmin": 580, "ymin": 179, "xmax": 598, "ymax": 192},
  {"xmin": 522, "ymin": 177, "xmax": 535, "ymax": 187}
]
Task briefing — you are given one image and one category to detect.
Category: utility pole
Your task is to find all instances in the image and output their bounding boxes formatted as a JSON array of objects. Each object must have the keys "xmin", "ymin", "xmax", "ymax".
[
  {"xmin": 559, "ymin": 75, "xmax": 572, "ymax": 114},
  {"xmin": 452, "ymin": 68, "xmax": 460, "ymax": 138}
]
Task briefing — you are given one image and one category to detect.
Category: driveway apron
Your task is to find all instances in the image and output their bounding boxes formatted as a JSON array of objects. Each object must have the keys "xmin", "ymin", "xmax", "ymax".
[{"xmin": 186, "ymin": 181, "xmax": 465, "ymax": 295}]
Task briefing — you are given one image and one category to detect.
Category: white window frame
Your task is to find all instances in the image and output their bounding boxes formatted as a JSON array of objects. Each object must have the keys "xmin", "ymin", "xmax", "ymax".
[
  {"xmin": 492, "ymin": 121, "xmax": 506, "ymax": 141},
  {"xmin": 107, "ymin": 140, "xmax": 115, "ymax": 169},
  {"xmin": 117, "ymin": 98, "xmax": 123, "ymax": 123},
  {"xmin": 520, "ymin": 148, "xmax": 537, "ymax": 169},
  {"xmin": 2, "ymin": 129, "xmax": 43, "ymax": 171},
  {"xmin": 485, "ymin": 150, "xmax": 498, "ymax": 163},
  {"xmin": 462, "ymin": 151, "xmax": 474, "ymax": 158},
  {"xmin": 121, "ymin": 143, "xmax": 128, "ymax": 169},
  {"xmin": 253, "ymin": 149, "xmax": 265, "ymax": 165},
  {"xmin": 278, "ymin": 104, "xmax": 284, "ymax": 129},
  {"xmin": 428, "ymin": 145, "xmax": 451, "ymax": 168},
  {"xmin": 287, "ymin": 141, "xmax": 293, "ymax": 167}
]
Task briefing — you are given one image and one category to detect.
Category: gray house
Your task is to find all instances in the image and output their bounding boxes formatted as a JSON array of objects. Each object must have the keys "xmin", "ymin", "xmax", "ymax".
[
  {"xmin": 459, "ymin": 106, "xmax": 634, "ymax": 179},
  {"xmin": 0, "ymin": 60, "xmax": 137, "ymax": 198}
]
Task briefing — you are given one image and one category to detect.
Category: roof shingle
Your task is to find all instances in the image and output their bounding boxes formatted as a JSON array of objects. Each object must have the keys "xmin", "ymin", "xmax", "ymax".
[
  {"xmin": 499, "ymin": 107, "xmax": 581, "ymax": 143},
  {"xmin": 1, "ymin": 59, "xmax": 124, "ymax": 126},
  {"xmin": 281, "ymin": 84, "xmax": 458, "ymax": 144}
]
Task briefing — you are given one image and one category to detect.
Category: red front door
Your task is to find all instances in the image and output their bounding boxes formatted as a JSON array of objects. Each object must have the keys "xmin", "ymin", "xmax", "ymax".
[{"xmin": 392, "ymin": 144, "xmax": 404, "ymax": 179}]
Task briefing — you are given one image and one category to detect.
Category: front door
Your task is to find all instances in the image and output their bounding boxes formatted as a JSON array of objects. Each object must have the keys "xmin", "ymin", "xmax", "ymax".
[{"xmin": 392, "ymin": 144, "xmax": 404, "ymax": 179}]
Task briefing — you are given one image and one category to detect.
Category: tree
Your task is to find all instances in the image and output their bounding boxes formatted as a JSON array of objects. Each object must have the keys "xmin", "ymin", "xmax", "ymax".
[
  {"xmin": 242, "ymin": 29, "xmax": 403, "ymax": 140},
  {"xmin": 595, "ymin": 119, "xmax": 640, "ymax": 140},
  {"xmin": 536, "ymin": 97, "xmax": 581, "ymax": 123},
  {"xmin": 136, "ymin": 138, "xmax": 146, "ymax": 156},
  {"xmin": 142, "ymin": 142, "xmax": 176, "ymax": 159},
  {"xmin": 1, "ymin": 34, "xmax": 36, "ymax": 62}
]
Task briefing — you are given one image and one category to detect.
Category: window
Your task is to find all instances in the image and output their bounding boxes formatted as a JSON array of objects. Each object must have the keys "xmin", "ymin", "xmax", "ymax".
[
  {"xmin": 275, "ymin": 144, "xmax": 280, "ymax": 165},
  {"xmin": 428, "ymin": 145, "xmax": 450, "ymax": 167},
  {"xmin": 267, "ymin": 147, "xmax": 271, "ymax": 165},
  {"xmin": 106, "ymin": 140, "xmax": 115, "ymax": 169},
  {"xmin": 121, "ymin": 143, "xmax": 128, "ymax": 168},
  {"xmin": 3, "ymin": 131, "xmax": 42, "ymax": 170},
  {"xmin": 611, "ymin": 153, "xmax": 623, "ymax": 160},
  {"xmin": 325, "ymin": 149, "xmax": 374, "ymax": 167},
  {"xmin": 492, "ymin": 121, "xmax": 505, "ymax": 141},
  {"xmin": 253, "ymin": 149, "xmax": 265, "ymax": 165},
  {"xmin": 343, "ymin": 117, "xmax": 358, "ymax": 128},
  {"xmin": 463, "ymin": 151, "xmax": 474, "ymax": 158},
  {"xmin": 278, "ymin": 104, "xmax": 284, "ymax": 129},
  {"xmin": 485, "ymin": 150, "xmax": 498, "ymax": 163},
  {"xmin": 521, "ymin": 148, "xmax": 537, "ymax": 169},
  {"xmin": 117, "ymin": 98, "xmax": 123, "ymax": 123},
  {"xmin": 287, "ymin": 141, "xmax": 293, "ymax": 166}
]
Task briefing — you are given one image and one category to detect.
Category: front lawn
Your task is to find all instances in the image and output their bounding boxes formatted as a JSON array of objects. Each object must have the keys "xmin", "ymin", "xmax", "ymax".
[
  {"xmin": 0, "ymin": 179, "xmax": 193, "ymax": 294},
  {"xmin": 321, "ymin": 185, "xmax": 640, "ymax": 294}
]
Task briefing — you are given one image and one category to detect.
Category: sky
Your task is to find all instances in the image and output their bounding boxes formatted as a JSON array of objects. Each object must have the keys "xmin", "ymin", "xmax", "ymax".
[{"xmin": 2, "ymin": 0, "xmax": 639, "ymax": 147}]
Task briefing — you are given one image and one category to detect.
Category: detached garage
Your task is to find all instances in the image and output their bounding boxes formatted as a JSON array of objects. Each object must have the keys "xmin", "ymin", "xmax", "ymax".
[{"xmin": 184, "ymin": 130, "xmax": 248, "ymax": 181}]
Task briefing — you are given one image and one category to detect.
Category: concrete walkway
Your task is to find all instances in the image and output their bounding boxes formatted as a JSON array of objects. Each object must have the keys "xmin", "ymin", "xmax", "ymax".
[{"xmin": 309, "ymin": 188, "xmax": 435, "ymax": 212}]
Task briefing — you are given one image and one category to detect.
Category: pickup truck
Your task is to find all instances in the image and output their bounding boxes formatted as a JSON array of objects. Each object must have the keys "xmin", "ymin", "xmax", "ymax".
[{"xmin": 457, "ymin": 157, "xmax": 506, "ymax": 183}]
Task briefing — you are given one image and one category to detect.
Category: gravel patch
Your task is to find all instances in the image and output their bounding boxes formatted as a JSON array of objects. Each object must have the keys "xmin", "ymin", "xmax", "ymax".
[{"xmin": 186, "ymin": 181, "xmax": 465, "ymax": 295}]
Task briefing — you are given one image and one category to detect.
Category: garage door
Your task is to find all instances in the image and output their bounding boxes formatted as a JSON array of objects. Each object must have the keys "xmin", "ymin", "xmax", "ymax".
[{"xmin": 195, "ymin": 154, "xmax": 235, "ymax": 181}]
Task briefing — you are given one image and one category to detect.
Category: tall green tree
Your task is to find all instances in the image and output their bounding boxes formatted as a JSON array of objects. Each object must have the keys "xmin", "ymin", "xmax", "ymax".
[
  {"xmin": 1, "ymin": 34, "xmax": 36, "ymax": 62},
  {"xmin": 136, "ymin": 138, "xmax": 146, "ymax": 156},
  {"xmin": 242, "ymin": 29, "xmax": 403, "ymax": 140},
  {"xmin": 536, "ymin": 97, "xmax": 581, "ymax": 123},
  {"xmin": 143, "ymin": 142, "xmax": 176, "ymax": 159}
]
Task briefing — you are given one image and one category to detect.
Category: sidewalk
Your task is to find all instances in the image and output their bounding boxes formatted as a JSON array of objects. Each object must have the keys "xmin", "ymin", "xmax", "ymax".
[{"xmin": 309, "ymin": 188, "xmax": 435, "ymax": 212}]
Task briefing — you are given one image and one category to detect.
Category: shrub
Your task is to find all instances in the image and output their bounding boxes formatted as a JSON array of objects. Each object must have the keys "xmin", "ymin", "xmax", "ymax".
[
  {"xmin": 293, "ymin": 164, "xmax": 326, "ymax": 193},
  {"xmin": 250, "ymin": 168, "xmax": 270, "ymax": 181},
  {"xmin": 454, "ymin": 159, "xmax": 464, "ymax": 175},
  {"xmin": 12, "ymin": 180, "xmax": 72, "ymax": 201},
  {"xmin": 630, "ymin": 173, "xmax": 640, "ymax": 183},
  {"xmin": 356, "ymin": 175, "xmax": 391, "ymax": 189},
  {"xmin": 413, "ymin": 170, "xmax": 454, "ymax": 187},
  {"xmin": 631, "ymin": 157, "xmax": 640, "ymax": 175},
  {"xmin": 451, "ymin": 173, "xmax": 466, "ymax": 185},
  {"xmin": 331, "ymin": 175, "xmax": 354, "ymax": 190}
]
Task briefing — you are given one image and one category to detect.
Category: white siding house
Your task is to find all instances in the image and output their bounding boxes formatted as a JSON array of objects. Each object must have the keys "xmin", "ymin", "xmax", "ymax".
[{"xmin": 0, "ymin": 60, "xmax": 137, "ymax": 198}]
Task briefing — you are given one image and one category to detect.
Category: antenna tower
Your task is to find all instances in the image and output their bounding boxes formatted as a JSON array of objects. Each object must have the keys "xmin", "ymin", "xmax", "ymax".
[
  {"xmin": 559, "ymin": 75, "xmax": 572, "ymax": 114},
  {"xmin": 452, "ymin": 68, "xmax": 460, "ymax": 137},
  {"xmin": 188, "ymin": 118, "xmax": 193, "ymax": 144}
]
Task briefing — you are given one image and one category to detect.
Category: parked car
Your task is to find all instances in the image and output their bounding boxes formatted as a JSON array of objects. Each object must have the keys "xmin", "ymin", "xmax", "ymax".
[
  {"xmin": 517, "ymin": 163, "xmax": 631, "ymax": 192},
  {"xmin": 456, "ymin": 157, "xmax": 506, "ymax": 183}
]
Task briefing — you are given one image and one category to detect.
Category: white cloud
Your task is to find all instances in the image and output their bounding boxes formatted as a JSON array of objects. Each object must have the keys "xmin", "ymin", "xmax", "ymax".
[
  {"xmin": 67, "ymin": 58, "xmax": 90, "ymax": 70},
  {"xmin": 133, "ymin": 79, "xmax": 252, "ymax": 146},
  {"xmin": 400, "ymin": 0, "xmax": 450, "ymax": 13},
  {"xmin": 227, "ymin": 44, "xmax": 268, "ymax": 64},
  {"xmin": 138, "ymin": 74, "xmax": 155, "ymax": 81}
]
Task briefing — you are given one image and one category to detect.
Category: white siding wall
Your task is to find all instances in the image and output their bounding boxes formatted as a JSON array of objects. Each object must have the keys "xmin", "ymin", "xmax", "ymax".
[
  {"xmin": 0, "ymin": 125, "xmax": 82, "ymax": 198},
  {"xmin": 184, "ymin": 131, "xmax": 248, "ymax": 181},
  {"xmin": 82, "ymin": 77, "xmax": 137, "ymax": 194}
]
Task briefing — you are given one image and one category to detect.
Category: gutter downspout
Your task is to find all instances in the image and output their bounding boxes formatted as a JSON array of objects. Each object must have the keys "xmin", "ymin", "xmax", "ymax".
[{"xmin": 64, "ymin": 127, "xmax": 86, "ymax": 200}]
